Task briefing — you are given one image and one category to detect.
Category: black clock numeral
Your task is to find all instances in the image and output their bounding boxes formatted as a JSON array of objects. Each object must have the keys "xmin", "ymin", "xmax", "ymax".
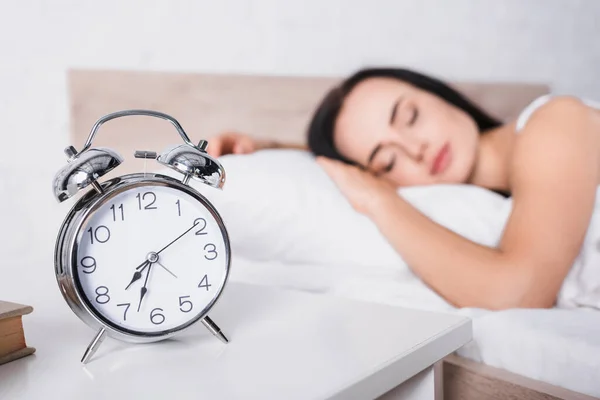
[
  {"xmin": 204, "ymin": 244, "xmax": 218, "ymax": 260},
  {"xmin": 178, "ymin": 296, "xmax": 193, "ymax": 313},
  {"xmin": 80, "ymin": 256, "xmax": 96, "ymax": 274},
  {"xmin": 137, "ymin": 192, "xmax": 157, "ymax": 210},
  {"xmin": 194, "ymin": 218, "xmax": 207, "ymax": 235},
  {"xmin": 198, "ymin": 274, "xmax": 212, "ymax": 291},
  {"xmin": 117, "ymin": 303, "xmax": 131, "ymax": 321},
  {"xmin": 95, "ymin": 286, "xmax": 110, "ymax": 304},
  {"xmin": 110, "ymin": 203, "xmax": 125, "ymax": 221},
  {"xmin": 88, "ymin": 226, "xmax": 110, "ymax": 245},
  {"xmin": 150, "ymin": 308, "xmax": 165, "ymax": 325},
  {"xmin": 176, "ymin": 199, "xmax": 181, "ymax": 216}
]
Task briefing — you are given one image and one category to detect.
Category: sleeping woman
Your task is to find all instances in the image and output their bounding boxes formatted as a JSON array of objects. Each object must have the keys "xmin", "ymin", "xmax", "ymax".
[{"xmin": 207, "ymin": 68, "xmax": 600, "ymax": 310}]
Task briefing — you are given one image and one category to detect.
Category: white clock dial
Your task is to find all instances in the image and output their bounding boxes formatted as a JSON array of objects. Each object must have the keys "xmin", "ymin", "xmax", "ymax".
[{"xmin": 74, "ymin": 184, "xmax": 228, "ymax": 334}]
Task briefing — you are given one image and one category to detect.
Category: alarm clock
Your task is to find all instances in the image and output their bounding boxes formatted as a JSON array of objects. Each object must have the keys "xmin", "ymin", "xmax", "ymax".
[{"xmin": 52, "ymin": 110, "xmax": 231, "ymax": 364}]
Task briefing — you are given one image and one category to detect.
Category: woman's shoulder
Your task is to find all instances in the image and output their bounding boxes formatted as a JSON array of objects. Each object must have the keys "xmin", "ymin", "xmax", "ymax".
[{"xmin": 515, "ymin": 94, "xmax": 600, "ymax": 133}]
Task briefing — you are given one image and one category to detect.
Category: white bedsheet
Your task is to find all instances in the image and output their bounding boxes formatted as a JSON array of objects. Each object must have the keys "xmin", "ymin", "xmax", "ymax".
[
  {"xmin": 230, "ymin": 256, "xmax": 600, "ymax": 397},
  {"xmin": 456, "ymin": 307, "xmax": 600, "ymax": 397}
]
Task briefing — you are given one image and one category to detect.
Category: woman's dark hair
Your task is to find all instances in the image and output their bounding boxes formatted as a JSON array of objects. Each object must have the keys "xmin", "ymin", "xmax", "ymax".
[{"xmin": 307, "ymin": 67, "xmax": 502, "ymax": 164}]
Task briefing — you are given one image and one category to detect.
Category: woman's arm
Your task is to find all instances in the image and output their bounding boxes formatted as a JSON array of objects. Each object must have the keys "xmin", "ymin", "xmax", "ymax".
[
  {"xmin": 208, "ymin": 132, "xmax": 306, "ymax": 157},
  {"xmin": 259, "ymin": 139, "xmax": 308, "ymax": 151},
  {"xmin": 319, "ymin": 97, "xmax": 600, "ymax": 309}
]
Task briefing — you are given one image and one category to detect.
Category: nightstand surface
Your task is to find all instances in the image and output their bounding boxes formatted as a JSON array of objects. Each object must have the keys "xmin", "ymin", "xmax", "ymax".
[{"xmin": 0, "ymin": 282, "xmax": 471, "ymax": 400}]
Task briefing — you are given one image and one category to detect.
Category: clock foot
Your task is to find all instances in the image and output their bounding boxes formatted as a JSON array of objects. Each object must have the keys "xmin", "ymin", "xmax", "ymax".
[
  {"xmin": 201, "ymin": 316, "xmax": 229, "ymax": 344},
  {"xmin": 81, "ymin": 328, "xmax": 107, "ymax": 364}
]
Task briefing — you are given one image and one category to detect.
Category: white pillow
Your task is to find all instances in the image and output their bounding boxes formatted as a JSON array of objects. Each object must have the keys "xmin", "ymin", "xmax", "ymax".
[{"xmin": 160, "ymin": 150, "xmax": 512, "ymax": 270}]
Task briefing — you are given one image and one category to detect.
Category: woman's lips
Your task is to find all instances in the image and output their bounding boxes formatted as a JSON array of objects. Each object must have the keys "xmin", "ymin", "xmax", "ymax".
[{"xmin": 431, "ymin": 143, "xmax": 452, "ymax": 175}]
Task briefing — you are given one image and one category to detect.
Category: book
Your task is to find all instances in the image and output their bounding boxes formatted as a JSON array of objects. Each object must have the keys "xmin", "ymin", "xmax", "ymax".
[{"xmin": 0, "ymin": 300, "xmax": 35, "ymax": 365}]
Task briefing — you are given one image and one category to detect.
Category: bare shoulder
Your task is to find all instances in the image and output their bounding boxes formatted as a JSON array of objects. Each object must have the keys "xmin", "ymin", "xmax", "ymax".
[
  {"xmin": 519, "ymin": 95, "xmax": 599, "ymax": 137},
  {"xmin": 537, "ymin": 95, "xmax": 588, "ymax": 110},
  {"xmin": 510, "ymin": 95, "xmax": 600, "ymax": 181},
  {"xmin": 507, "ymin": 94, "xmax": 600, "ymax": 216}
]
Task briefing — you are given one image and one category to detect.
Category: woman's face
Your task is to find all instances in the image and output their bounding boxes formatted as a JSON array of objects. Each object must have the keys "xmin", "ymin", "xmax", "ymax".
[{"xmin": 334, "ymin": 77, "xmax": 480, "ymax": 187}]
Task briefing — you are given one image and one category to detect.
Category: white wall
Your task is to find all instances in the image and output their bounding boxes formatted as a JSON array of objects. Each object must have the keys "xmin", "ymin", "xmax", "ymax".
[{"xmin": 0, "ymin": 0, "xmax": 598, "ymax": 277}]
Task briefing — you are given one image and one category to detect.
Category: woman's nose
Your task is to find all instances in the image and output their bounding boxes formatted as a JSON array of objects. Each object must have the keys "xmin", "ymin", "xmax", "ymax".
[{"xmin": 401, "ymin": 137, "xmax": 427, "ymax": 162}]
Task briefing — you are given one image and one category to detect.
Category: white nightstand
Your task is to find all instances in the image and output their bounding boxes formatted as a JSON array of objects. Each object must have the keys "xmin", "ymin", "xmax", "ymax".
[{"xmin": 0, "ymin": 282, "xmax": 471, "ymax": 400}]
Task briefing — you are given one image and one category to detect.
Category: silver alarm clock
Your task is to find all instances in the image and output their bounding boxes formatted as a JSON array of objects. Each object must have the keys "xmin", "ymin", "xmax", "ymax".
[{"xmin": 53, "ymin": 110, "xmax": 231, "ymax": 364}]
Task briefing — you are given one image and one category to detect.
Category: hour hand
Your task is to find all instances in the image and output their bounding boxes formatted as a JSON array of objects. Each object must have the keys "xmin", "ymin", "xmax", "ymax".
[
  {"xmin": 137, "ymin": 264, "xmax": 153, "ymax": 312},
  {"xmin": 125, "ymin": 261, "xmax": 149, "ymax": 290},
  {"xmin": 137, "ymin": 286, "xmax": 148, "ymax": 312}
]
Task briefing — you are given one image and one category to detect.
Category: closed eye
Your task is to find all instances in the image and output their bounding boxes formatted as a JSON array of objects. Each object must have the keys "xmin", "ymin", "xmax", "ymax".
[
  {"xmin": 408, "ymin": 107, "xmax": 418, "ymax": 126},
  {"xmin": 381, "ymin": 155, "xmax": 396, "ymax": 174}
]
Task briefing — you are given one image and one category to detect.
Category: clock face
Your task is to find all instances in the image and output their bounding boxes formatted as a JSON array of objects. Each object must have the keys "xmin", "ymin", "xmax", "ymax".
[{"xmin": 73, "ymin": 183, "xmax": 229, "ymax": 335}]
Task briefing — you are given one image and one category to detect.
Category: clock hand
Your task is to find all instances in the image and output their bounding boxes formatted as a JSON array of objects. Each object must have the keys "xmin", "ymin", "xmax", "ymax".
[
  {"xmin": 137, "ymin": 264, "xmax": 153, "ymax": 312},
  {"xmin": 155, "ymin": 260, "xmax": 178, "ymax": 278},
  {"xmin": 125, "ymin": 261, "xmax": 150, "ymax": 290},
  {"xmin": 129, "ymin": 221, "xmax": 197, "ymax": 304},
  {"xmin": 155, "ymin": 221, "xmax": 199, "ymax": 255}
]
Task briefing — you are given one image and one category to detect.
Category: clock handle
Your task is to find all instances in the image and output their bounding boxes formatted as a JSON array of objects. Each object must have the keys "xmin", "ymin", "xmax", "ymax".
[{"xmin": 80, "ymin": 109, "xmax": 204, "ymax": 153}]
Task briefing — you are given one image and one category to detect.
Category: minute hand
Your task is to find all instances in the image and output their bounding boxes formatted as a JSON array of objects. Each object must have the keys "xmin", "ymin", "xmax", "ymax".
[{"xmin": 156, "ymin": 222, "xmax": 199, "ymax": 255}]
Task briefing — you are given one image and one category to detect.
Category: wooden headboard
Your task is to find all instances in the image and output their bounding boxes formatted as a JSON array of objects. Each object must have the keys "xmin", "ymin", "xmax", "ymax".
[{"xmin": 68, "ymin": 69, "xmax": 549, "ymax": 172}]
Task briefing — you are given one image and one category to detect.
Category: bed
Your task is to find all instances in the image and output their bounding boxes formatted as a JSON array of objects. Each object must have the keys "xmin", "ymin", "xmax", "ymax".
[{"xmin": 68, "ymin": 69, "xmax": 600, "ymax": 399}]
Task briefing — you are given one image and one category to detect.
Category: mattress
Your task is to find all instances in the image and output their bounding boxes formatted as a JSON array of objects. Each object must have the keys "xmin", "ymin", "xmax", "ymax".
[{"xmin": 230, "ymin": 256, "xmax": 600, "ymax": 398}]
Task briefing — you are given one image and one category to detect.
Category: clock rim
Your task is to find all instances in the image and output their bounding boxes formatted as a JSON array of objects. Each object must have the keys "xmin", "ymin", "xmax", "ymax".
[{"xmin": 54, "ymin": 173, "xmax": 231, "ymax": 343}]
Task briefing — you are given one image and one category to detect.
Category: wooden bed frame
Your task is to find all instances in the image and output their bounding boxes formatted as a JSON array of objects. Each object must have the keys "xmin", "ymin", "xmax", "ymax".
[
  {"xmin": 68, "ymin": 69, "xmax": 549, "ymax": 174},
  {"xmin": 68, "ymin": 69, "xmax": 597, "ymax": 400},
  {"xmin": 441, "ymin": 355, "xmax": 596, "ymax": 400}
]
